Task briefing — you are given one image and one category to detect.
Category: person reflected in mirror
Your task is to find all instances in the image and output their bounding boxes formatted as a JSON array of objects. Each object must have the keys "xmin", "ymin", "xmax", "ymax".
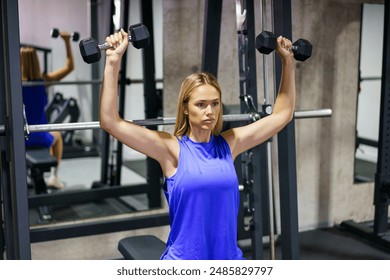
[
  {"xmin": 99, "ymin": 29, "xmax": 296, "ymax": 259},
  {"xmin": 20, "ymin": 31, "xmax": 74, "ymax": 189}
]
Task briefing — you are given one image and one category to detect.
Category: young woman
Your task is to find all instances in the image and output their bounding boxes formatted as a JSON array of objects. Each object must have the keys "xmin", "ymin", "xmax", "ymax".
[
  {"xmin": 21, "ymin": 31, "xmax": 74, "ymax": 189},
  {"xmin": 100, "ymin": 29, "xmax": 295, "ymax": 259}
]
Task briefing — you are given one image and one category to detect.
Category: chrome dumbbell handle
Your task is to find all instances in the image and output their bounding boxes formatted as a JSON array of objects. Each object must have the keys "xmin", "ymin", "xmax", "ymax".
[{"xmin": 98, "ymin": 35, "xmax": 134, "ymax": 50}]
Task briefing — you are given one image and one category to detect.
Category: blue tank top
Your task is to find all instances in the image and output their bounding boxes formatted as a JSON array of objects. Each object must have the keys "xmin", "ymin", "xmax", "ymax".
[
  {"xmin": 22, "ymin": 84, "xmax": 54, "ymax": 147},
  {"xmin": 161, "ymin": 135, "xmax": 244, "ymax": 260}
]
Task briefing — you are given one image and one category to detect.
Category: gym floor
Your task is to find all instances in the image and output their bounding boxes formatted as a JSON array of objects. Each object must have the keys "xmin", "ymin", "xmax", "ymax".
[{"xmin": 28, "ymin": 156, "xmax": 390, "ymax": 260}]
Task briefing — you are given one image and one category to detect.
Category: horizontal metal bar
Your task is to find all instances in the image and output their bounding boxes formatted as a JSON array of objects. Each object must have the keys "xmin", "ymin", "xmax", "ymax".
[
  {"xmin": 20, "ymin": 43, "xmax": 51, "ymax": 53},
  {"xmin": 360, "ymin": 76, "xmax": 381, "ymax": 81},
  {"xmin": 0, "ymin": 109, "xmax": 332, "ymax": 135},
  {"xmin": 27, "ymin": 121, "xmax": 101, "ymax": 132},
  {"xmin": 20, "ymin": 114, "xmax": 251, "ymax": 133},
  {"xmin": 22, "ymin": 78, "xmax": 163, "ymax": 87},
  {"xmin": 28, "ymin": 183, "xmax": 151, "ymax": 208},
  {"xmin": 30, "ymin": 212, "xmax": 170, "ymax": 243},
  {"xmin": 22, "ymin": 80, "xmax": 102, "ymax": 86},
  {"xmin": 294, "ymin": 108, "xmax": 332, "ymax": 119},
  {"xmin": 357, "ymin": 137, "xmax": 378, "ymax": 148}
]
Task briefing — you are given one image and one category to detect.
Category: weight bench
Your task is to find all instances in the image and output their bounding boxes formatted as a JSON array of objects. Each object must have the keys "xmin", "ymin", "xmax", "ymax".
[
  {"xmin": 25, "ymin": 148, "xmax": 57, "ymax": 222},
  {"xmin": 26, "ymin": 148, "xmax": 57, "ymax": 194},
  {"xmin": 118, "ymin": 235, "xmax": 166, "ymax": 260}
]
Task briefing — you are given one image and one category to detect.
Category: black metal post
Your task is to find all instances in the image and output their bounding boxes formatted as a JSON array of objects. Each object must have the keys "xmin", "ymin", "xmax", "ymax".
[
  {"xmin": 235, "ymin": 0, "xmax": 271, "ymax": 259},
  {"xmin": 0, "ymin": 5, "xmax": 7, "ymax": 259},
  {"xmin": 273, "ymin": 0, "xmax": 300, "ymax": 260},
  {"xmin": 373, "ymin": 0, "xmax": 390, "ymax": 235},
  {"xmin": 99, "ymin": 0, "xmax": 117, "ymax": 186},
  {"xmin": 141, "ymin": 0, "xmax": 163, "ymax": 208},
  {"xmin": 246, "ymin": 0, "xmax": 271, "ymax": 260},
  {"xmin": 0, "ymin": 0, "xmax": 32, "ymax": 259},
  {"xmin": 201, "ymin": 0, "xmax": 223, "ymax": 77},
  {"xmin": 113, "ymin": 0, "xmax": 131, "ymax": 186},
  {"xmin": 90, "ymin": 0, "xmax": 101, "ymax": 152}
]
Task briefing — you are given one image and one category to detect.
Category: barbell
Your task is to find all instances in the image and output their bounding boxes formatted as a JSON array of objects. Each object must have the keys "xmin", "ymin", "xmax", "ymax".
[
  {"xmin": 0, "ymin": 109, "xmax": 332, "ymax": 136},
  {"xmin": 21, "ymin": 78, "xmax": 164, "ymax": 87}
]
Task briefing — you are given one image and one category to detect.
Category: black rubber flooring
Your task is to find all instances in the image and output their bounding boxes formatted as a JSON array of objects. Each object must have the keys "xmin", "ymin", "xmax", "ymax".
[
  {"xmin": 29, "ymin": 159, "xmax": 390, "ymax": 259},
  {"xmin": 243, "ymin": 226, "xmax": 390, "ymax": 260},
  {"xmin": 299, "ymin": 226, "xmax": 390, "ymax": 259},
  {"xmin": 29, "ymin": 198, "xmax": 390, "ymax": 260}
]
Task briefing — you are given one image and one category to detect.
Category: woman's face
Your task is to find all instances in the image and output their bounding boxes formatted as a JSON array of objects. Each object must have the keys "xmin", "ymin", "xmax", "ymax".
[{"xmin": 186, "ymin": 84, "xmax": 221, "ymax": 133}]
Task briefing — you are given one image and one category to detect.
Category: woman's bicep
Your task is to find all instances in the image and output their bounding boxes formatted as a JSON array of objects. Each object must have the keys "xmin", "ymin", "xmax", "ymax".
[{"xmin": 223, "ymin": 114, "xmax": 287, "ymax": 158}]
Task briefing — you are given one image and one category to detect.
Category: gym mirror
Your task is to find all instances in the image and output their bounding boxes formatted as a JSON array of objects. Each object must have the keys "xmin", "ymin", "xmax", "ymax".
[
  {"xmin": 19, "ymin": 0, "xmax": 164, "ymax": 227},
  {"xmin": 354, "ymin": 3, "xmax": 384, "ymax": 183}
]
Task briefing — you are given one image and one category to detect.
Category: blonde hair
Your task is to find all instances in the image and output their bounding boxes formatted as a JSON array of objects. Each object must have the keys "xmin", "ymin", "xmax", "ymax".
[
  {"xmin": 20, "ymin": 47, "xmax": 42, "ymax": 81},
  {"xmin": 174, "ymin": 72, "xmax": 223, "ymax": 137}
]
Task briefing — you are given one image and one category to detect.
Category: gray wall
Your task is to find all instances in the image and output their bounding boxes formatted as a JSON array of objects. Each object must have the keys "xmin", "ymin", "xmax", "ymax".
[{"xmin": 163, "ymin": 0, "xmax": 387, "ymax": 231}]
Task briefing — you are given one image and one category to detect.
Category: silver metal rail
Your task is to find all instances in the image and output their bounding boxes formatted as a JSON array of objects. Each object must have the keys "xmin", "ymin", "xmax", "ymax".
[
  {"xmin": 0, "ymin": 109, "xmax": 332, "ymax": 135},
  {"xmin": 21, "ymin": 78, "xmax": 164, "ymax": 87}
]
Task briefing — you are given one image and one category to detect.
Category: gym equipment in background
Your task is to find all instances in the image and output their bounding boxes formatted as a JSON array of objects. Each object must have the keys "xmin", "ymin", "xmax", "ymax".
[{"xmin": 45, "ymin": 92, "xmax": 98, "ymax": 158}]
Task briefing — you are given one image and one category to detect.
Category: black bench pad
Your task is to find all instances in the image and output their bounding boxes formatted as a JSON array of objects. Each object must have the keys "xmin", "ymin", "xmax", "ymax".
[
  {"xmin": 118, "ymin": 235, "xmax": 166, "ymax": 260},
  {"xmin": 26, "ymin": 148, "xmax": 57, "ymax": 171}
]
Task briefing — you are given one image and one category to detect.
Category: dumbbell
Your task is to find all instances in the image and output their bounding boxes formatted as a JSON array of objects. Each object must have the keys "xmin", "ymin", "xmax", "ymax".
[
  {"xmin": 79, "ymin": 23, "xmax": 150, "ymax": 64},
  {"xmin": 255, "ymin": 30, "xmax": 312, "ymax": 61},
  {"xmin": 51, "ymin": 28, "xmax": 80, "ymax": 42}
]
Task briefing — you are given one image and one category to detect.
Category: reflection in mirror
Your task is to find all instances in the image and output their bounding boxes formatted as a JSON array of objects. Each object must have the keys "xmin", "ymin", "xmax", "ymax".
[
  {"xmin": 19, "ymin": 0, "xmax": 164, "ymax": 227},
  {"xmin": 354, "ymin": 3, "xmax": 384, "ymax": 183}
]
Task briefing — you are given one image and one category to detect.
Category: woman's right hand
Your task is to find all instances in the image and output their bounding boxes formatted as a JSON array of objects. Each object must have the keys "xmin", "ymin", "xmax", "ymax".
[{"xmin": 105, "ymin": 29, "xmax": 129, "ymax": 65}]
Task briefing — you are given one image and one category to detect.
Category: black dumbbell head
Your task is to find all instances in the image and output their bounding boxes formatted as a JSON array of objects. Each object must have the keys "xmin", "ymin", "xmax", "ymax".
[
  {"xmin": 255, "ymin": 31, "xmax": 277, "ymax": 54},
  {"xmin": 292, "ymin": 39, "xmax": 312, "ymax": 61},
  {"xmin": 72, "ymin": 32, "xmax": 80, "ymax": 42},
  {"xmin": 51, "ymin": 28, "xmax": 60, "ymax": 38},
  {"xmin": 129, "ymin": 23, "xmax": 150, "ymax": 49},
  {"xmin": 79, "ymin": 38, "xmax": 101, "ymax": 64}
]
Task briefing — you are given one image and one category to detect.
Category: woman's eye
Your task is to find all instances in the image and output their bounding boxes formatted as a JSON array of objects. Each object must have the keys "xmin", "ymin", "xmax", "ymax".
[
  {"xmin": 196, "ymin": 103, "xmax": 205, "ymax": 108},
  {"xmin": 212, "ymin": 102, "xmax": 220, "ymax": 107}
]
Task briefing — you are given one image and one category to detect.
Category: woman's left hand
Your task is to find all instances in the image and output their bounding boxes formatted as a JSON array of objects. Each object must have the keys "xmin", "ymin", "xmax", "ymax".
[{"xmin": 275, "ymin": 36, "xmax": 294, "ymax": 63}]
